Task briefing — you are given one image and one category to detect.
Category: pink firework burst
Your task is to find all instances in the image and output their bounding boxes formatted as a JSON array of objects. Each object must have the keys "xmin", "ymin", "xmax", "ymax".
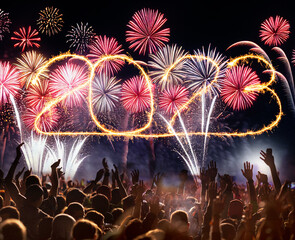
[
  {"xmin": 87, "ymin": 35, "xmax": 125, "ymax": 76},
  {"xmin": 0, "ymin": 61, "xmax": 20, "ymax": 104},
  {"xmin": 121, "ymin": 75, "xmax": 152, "ymax": 113},
  {"xmin": 50, "ymin": 62, "xmax": 89, "ymax": 108},
  {"xmin": 23, "ymin": 106, "xmax": 59, "ymax": 132},
  {"xmin": 25, "ymin": 80, "xmax": 53, "ymax": 109},
  {"xmin": 221, "ymin": 65, "xmax": 261, "ymax": 111},
  {"xmin": 259, "ymin": 16, "xmax": 290, "ymax": 46},
  {"xmin": 158, "ymin": 85, "xmax": 189, "ymax": 114},
  {"xmin": 11, "ymin": 26, "xmax": 41, "ymax": 52},
  {"xmin": 126, "ymin": 8, "xmax": 170, "ymax": 55}
]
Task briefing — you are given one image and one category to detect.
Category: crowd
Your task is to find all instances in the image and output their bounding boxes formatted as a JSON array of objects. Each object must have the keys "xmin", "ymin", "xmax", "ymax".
[{"xmin": 0, "ymin": 143, "xmax": 294, "ymax": 240}]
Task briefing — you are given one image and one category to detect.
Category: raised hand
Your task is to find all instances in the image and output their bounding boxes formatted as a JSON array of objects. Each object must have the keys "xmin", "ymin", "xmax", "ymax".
[
  {"xmin": 112, "ymin": 164, "xmax": 120, "ymax": 181},
  {"xmin": 15, "ymin": 167, "xmax": 25, "ymax": 180},
  {"xmin": 260, "ymin": 149, "xmax": 274, "ymax": 167},
  {"xmin": 207, "ymin": 161, "xmax": 217, "ymax": 181},
  {"xmin": 95, "ymin": 169, "xmax": 104, "ymax": 182},
  {"xmin": 131, "ymin": 169, "xmax": 139, "ymax": 185},
  {"xmin": 51, "ymin": 159, "xmax": 61, "ymax": 169},
  {"xmin": 241, "ymin": 161, "xmax": 253, "ymax": 181},
  {"xmin": 15, "ymin": 142, "xmax": 24, "ymax": 163},
  {"xmin": 199, "ymin": 167, "xmax": 209, "ymax": 185},
  {"xmin": 102, "ymin": 158, "xmax": 109, "ymax": 170},
  {"xmin": 57, "ymin": 167, "xmax": 65, "ymax": 178}
]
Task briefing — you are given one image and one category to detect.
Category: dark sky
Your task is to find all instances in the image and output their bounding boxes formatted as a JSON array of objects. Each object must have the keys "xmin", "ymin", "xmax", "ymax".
[{"xmin": 1, "ymin": 0, "xmax": 295, "ymax": 181}]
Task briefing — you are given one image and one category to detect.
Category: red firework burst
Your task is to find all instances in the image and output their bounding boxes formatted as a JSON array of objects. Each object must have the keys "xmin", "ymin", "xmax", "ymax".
[
  {"xmin": 126, "ymin": 8, "xmax": 170, "ymax": 55},
  {"xmin": 50, "ymin": 62, "xmax": 89, "ymax": 108},
  {"xmin": 221, "ymin": 65, "xmax": 261, "ymax": 111},
  {"xmin": 121, "ymin": 75, "xmax": 151, "ymax": 113},
  {"xmin": 259, "ymin": 16, "xmax": 290, "ymax": 46},
  {"xmin": 11, "ymin": 26, "xmax": 41, "ymax": 52},
  {"xmin": 87, "ymin": 35, "xmax": 125, "ymax": 76},
  {"xmin": 23, "ymin": 106, "xmax": 59, "ymax": 132},
  {"xmin": 0, "ymin": 61, "xmax": 20, "ymax": 104},
  {"xmin": 25, "ymin": 80, "xmax": 53, "ymax": 109},
  {"xmin": 158, "ymin": 85, "xmax": 189, "ymax": 114}
]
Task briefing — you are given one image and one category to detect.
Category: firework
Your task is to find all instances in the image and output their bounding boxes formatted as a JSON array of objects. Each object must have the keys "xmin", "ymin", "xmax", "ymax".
[
  {"xmin": 45, "ymin": 136, "xmax": 88, "ymax": 179},
  {"xmin": 260, "ymin": 16, "xmax": 290, "ymax": 46},
  {"xmin": 0, "ymin": 61, "xmax": 21, "ymax": 104},
  {"xmin": 184, "ymin": 46, "xmax": 227, "ymax": 97},
  {"xmin": 23, "ymin": 106, "xmax": 59, "ymax": 132},
  {"xmin": 221, "ymin": 65, "xmax": 261, "ymax": 111},
  {"xmin": 21, "ymin": 131, "xmax": 48, "ymax": 176},
  {"xmin": 87, "ymin": 35, "xmax": 125, "ymax": 76},
  {"xmin": 25, "ymin": 80, "xmax": 53, "ymax": 109},
  {"xmin": 11, "ymin": 26, "xmax": 41, "ymax": 52},
  {"xmin": 158, "ymin": 85, "xmax": 189, "ymax": 114},
  {"xmin": 50, "ymin": 62, "xmax": 89, "ymax": 108},
  {"xmin": 15, "ymin": 51, "xmax": 48, "ymax": 88},
  {"xmin": 37, "ymin": 6, "xmax": 63, "ymax": 36},
  {"xmin": 66, "ymin": 22, "xmax": 96, "ymax": 53},
  {"xmin": 121, "ymin": 75, "xmax": 151, "ymax": 113},
  {"xmin": 92, "ymin": 73, "xmax": 121, "ymax": 113},
  {"xmin": 149, "ymin": 44, "xmax": 187, "ymax": 90},
  {"xmin": 0, "ymin": 9, "xmax": 11, "ymax": 40},
  {"xmin": 126, "ymin": 8, "xmax": 170, "ymax": 55}
]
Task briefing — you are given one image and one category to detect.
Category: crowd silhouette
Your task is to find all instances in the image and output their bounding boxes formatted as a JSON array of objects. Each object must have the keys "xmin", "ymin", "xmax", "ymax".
[{"xmin": 0, "ymin": 143, "xmax": 294, "ymax": 240}]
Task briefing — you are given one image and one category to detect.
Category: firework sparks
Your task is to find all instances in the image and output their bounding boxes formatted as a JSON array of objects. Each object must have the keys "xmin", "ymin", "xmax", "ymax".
[
  {"xmin": 25, "ymin": 80, "xmax": 53, "ymax": 109},
  {"xmin": 184, "ymin": 45, "xmax": 227, "ymax": 98},
  {"xmin": 260, "ymin": 16, "xmax": 290, "ymax": 46},
  {"xmin": 23, "ymin": 106, "xmax": 59, "ymax": 132},
  {"xmin": 50, "ymin": 62, "xmax": 89, "ymax": 108},
  {"xmin": 87, "ymin": 35, "xmax": 125, "ymax": 76},
  {"xmin": 221, "ymin": 65, "xmax": 261, "ymax": 111},
  {"xmin": 91, "ymin": 73, "xmax": 121, "ymax": 113},
  {"xmin": 0, "ymin": 9, "xmax": 11, "ymax": 40},
  {"xmin": 149, "ymin": 44, "xmax": 187, "ymax": 90},
  {"xmin": 11, "ymin": 26, "xmax": 41, "ymax": 52},
  {"xmin": 126, "ymin": 8, "xmax": 170, "ymax": 55},
  {"xmin": 121, "ymin": 75, "xmax": 151, "ymax": 113},
  {"xmin": 66, "ymin": 22, "xmax": 96, "ymax": 54},
  {"xmin": 14, "ymin": 51, "xmax": 48, "ymax": 88},
  {"xmin": 0, "ymin": 62, "xmax": 21, "ymax": 104},
  {"xmin": 37, "ymin": 6, "xmax": 63, "ymax": 36},
  {"xmin": 158, "ymin": 85, "xmax": 189, "ymax": 114}
]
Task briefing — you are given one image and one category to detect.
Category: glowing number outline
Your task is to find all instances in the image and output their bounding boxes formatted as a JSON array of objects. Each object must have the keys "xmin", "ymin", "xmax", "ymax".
[{"xmin": 33, "ymin": 53, "xmax": 282, "ymax": 138}]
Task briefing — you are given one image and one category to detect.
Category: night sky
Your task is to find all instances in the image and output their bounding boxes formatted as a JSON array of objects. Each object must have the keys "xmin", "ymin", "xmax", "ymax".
[{"xmin": 1, "ymin": 0, "xmax": 295, "ymax": 182}]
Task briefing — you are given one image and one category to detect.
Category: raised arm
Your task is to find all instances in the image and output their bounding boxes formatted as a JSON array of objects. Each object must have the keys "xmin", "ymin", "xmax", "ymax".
[
  {"xmin": 260, "ymin": 149, "xmax": 281, "ymax": 192},
  {"xmin": 241, "ymin": 161, "xmax": 258, "ymax": 212},
  {"xmin": 4, "ymin": 143, "xmax": 26, "ymax": 208},
  {"xmin": 48, "ymin": 159, "xmax": 61, "ymax": 197}
]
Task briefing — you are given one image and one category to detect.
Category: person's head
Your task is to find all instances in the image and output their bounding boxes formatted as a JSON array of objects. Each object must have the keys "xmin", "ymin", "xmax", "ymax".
[
  {"xmin": 25, "ymin": 184, "xmax": 44, "ymax": 208},
  {"xmin": 97, "ymin": 185, "xmax": 111, "ymax": 200},
  {"xmin": 91, "ymin": 194, "xmax": 109, "ymax": 214},
  {"xmin": 66, "ymin": 188, "xmax": 86, "ymax": 206},
  {"xmin": 38, "ymin": 216, "xmax": 53, "ymax": 240},
  {"xmin": 0, "ymin": 219, "xmax": 26, "ymax": 240},
  {"xmin": 111, "ymin": 188, "xmax": 121, "ymax": 205},
  {"xmin": 25, "ymin": 175, "xmax": 41, "ymax": 189},
  {"xmin": 64, "ymin": 202, "xmax": 85, "ymax": 221},
  {"xmin": 157, "ymin": 219, "xmax": 171, "ymax": 232},
  {"xmin": 0, "ymin": 206, "xmax": 20, "ymax": 221},
  {"xmin": 85, "ymin": 210, "xmax": 104, "ymax": 229},
  {"xmin": 122, "ymin": 195, "xmax": 135, "ymax": 211},
  {"xmin": 220, "ymin": 223, "xmax": 236, "ymax": 240},
  {"xmin": 228, "ymin": 199, "xmax": 243, "ymax": 220},
  {"xmin": 111, "ymin": 208, "xmax": 124, "ymax": 225},
  {"xmin": 170, "ymin": 210, "xmax": 189, "ymax": 234},
  {"xmin": 72, "ymin": 219, "xmax": 99, "ymax": 240},
  {"xmin": 51, "ymin": 214, "xmax": 76, "ymax": 240},
  {"xmin": 124, "ymin": 219, "xmax": 144, "ymax": 240}
]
